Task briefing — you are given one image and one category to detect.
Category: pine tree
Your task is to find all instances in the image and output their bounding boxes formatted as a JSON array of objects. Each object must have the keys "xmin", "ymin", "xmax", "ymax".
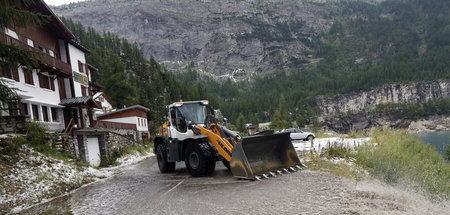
[
  {"xmin": 270, "ymin": 95, "xmax": 290, "ymax": 130},
  {"xmin": 236, "ymin": 113, "xmax": 246, "ymax": 133}
]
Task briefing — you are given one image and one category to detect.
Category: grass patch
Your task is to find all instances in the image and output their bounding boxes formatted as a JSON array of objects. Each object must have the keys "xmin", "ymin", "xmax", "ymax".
[
  {"xmin": 355, "ymin": 127, "xmax": 450, "ymax": 201},
  {"xmin": 314, "ymin": 131, "xmax": 334, "ymax": 138},
  {"xmin": 303, "ymin": 152, "xmax": 364, "ymax": 180}
]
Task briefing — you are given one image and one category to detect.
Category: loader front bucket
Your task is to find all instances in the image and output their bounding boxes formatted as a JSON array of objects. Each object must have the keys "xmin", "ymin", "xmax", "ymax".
[{"xmin": 230, "ymin": 131, "xmax": 301, "ymax": 180}]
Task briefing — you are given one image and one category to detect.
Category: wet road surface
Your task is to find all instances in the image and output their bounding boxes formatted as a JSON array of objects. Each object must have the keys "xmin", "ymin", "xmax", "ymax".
[{"xmin": 21, "ymin": 155, "xmax": 447, "ymax": 214}]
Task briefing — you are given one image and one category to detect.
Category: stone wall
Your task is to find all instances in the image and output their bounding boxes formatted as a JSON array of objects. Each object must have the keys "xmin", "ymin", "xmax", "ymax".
[
  {"xmin": 103, "ymin": 130, "xmax": 137, "ymax": 158},
  {"xmin": 0, "ymin": 116, "xmax": 27, "ymax": 134},
  {"xmin": 72, "ymin": 128, "xmax": 138, "ymax": 165}
]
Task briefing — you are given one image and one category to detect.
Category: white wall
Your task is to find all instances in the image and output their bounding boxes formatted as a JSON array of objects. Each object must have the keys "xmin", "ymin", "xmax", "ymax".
[
  {"xmin": 101, "ymin": 116, "xmax": 148, "ymax": 131},
  {"xmin": 2, "ymin": 67, "xmax": 65, "ymax": 131},
  {"xmin": 94, "ymin": 93, "xmax": 113, "ymax": 113},
  {"xmin": 67, "ymin": 43, "xmax": 88, "ymax": 97}
]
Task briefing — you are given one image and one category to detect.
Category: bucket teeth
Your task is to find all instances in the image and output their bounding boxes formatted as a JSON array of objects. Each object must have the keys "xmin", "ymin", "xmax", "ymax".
[
  {"xmin": 290, "ymin": 167, "xmax": 296, "ymax": 171},
  {"xmin": 284, "ymin": 168, "xmax": 290, "ymax": 173},
  {"xmin": 277, "ymin": 170, "xmax": 283, "ymax": 175},
  {"xmin": 255, "ymin": 176, "xmax": 262, "ymax": 181},
  {"xmin": 269, "ymin": 172, "xmax": 276, "ymax": 177},
  {"xmin": 262, "ymin": 174, "xmax": 269, "ymax": 178},
  {"xmin": 296, "ymin": 165, "xmax": 302, "ymax": 170}
]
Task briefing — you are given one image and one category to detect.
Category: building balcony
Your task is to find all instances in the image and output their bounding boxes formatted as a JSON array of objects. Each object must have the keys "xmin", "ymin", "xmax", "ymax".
[{"xmin": 0, "ymin": 31, "xmax": 72, "ymax": 76}]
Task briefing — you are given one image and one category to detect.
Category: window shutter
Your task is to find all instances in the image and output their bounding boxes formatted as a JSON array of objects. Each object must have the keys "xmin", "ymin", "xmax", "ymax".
[
  {"xmin": 78, "ymin": 61, "xmax": 83, "ymax": 73},
  {"xmin": 81, "ymin": 85, "xmax": 86, "ymax": 96},
  {"xmin": 13, "ymin": 67, "xmax": 19, "ymax": 82},
  {"xmin": 50, "ymin": 77, "xmax": 55, "ymax": 91},
  {"xmin": 29, "ymin": 71, "xmax": 34, "ymax": 85},
  {"xmin": 38, "ymin": 73, "xmax": 44, "ymax": 88},
  {"xmin": 85, "ymin": 64, "xmax": 89, "ymax": 77}
]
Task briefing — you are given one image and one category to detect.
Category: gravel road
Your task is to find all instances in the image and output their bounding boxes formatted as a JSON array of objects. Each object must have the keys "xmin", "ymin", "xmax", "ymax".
[{"xmin": 20, "ymin": 155, "xmax": 447, "ymax": 215}]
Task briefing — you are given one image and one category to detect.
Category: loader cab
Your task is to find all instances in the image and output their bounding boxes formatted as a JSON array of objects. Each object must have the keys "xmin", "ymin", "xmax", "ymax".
[{"xmin": 168, "ymin": 100, "xmax": 208, "ymax": 140}]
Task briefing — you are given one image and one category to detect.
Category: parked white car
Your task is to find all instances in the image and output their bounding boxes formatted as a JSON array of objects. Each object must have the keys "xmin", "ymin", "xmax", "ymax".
[{"xmin": 279, "ymin": 128, "xmax": 315, "ymax": 141}]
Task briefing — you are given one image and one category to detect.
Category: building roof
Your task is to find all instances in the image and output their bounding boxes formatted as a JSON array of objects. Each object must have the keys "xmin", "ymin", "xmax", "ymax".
[
  {"xmin": 97, "ymin": 105, "xmax": 149, "ymax": 118},
  {"xmin": 28, "ymin": 0, "xmax": 75, "ymax": 40},
  {"xmin": 87, "ymin": 64, "xmax": 98, "ymax": 71},
  {"xmin": 59, "ymin": 96, "xmax": 96, "ymax": 107},
  {"xmin": 69, "ymin": 39, "xmax": 90, "ymax": 53},
  {"xmin": 93, "ymin": 91, "xmax": 112, "ymax": 105}
]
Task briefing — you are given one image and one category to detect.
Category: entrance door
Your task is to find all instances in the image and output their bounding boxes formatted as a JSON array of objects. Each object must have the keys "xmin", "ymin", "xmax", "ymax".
[{"xmin": 87, "ymin": 137, "xmax": 100, "ymax": 167}]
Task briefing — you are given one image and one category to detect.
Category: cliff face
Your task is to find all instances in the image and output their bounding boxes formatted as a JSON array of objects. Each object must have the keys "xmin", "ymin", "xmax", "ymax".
[
  {"xmin": 317, "ymin": 80, "xmax": 450, "ymax": 133},
  {"xmin": 53, "ymin": 0, "xmax": 336, "ymax": 81},
  {"xmin": 317, "ymin": 80, "xmax": 450, "ymax": 116}
]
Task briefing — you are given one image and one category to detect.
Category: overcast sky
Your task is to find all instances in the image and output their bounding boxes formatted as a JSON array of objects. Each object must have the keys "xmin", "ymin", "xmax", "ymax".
[{"xmin": 44, "ymin": 0, "xmax": 86, "ymax": 6}]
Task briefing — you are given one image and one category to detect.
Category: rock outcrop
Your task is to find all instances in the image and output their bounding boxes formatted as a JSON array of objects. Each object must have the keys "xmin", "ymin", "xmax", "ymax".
[
  {"xmin": 317, "ymin": 80, "xmax": 450, "ymax": 133},
  {"xmin": 317, "ymin": 80, "xmax": 450, "ymax": 116}
]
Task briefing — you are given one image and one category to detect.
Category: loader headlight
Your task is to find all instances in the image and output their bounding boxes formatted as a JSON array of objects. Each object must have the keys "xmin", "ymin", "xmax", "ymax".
[{"xmin": 200, "ymin": 100, "xmax": 209, "ymax": 106}]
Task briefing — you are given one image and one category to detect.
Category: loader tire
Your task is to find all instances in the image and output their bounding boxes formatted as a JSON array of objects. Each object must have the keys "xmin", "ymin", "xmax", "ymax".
[
  {"xmin": 156, "ymin": 144, "xmax": 176, "ymax": 173},
  {"xmin": 185, "ymin": 142, "xmax": 216, "ymax": 177},
  {"xmin": 307, "ymin": 135, "xmax": 314, "ymax": 141}
]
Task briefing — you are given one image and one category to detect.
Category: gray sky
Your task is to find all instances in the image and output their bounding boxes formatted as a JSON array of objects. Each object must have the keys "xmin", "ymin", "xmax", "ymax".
[{"xmin": 44, "ymin": 0, "xmax": 86, "ymax": 6}]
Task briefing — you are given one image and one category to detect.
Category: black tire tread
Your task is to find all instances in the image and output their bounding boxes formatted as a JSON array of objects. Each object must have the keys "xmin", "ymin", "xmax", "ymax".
[
  {"xmin": 156, "ymin": 144, "xmax": 176, "ymax": 173},
  {"xmin": 185, "ymin": 142, "xmax": 216, "ymax": 177}
]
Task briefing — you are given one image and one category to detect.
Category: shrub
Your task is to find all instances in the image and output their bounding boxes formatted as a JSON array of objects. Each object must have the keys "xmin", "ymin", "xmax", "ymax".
[
  {"xmin": 323, "ymin": 142, "xmax": 353, "ymax": 159},
  {"xmin": 355, "ymin": 128, "xmax": 450, "ymax": 201}
]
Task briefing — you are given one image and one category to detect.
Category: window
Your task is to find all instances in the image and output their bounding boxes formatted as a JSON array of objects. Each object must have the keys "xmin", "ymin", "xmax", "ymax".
[
  {"xmin": 78, "ymin": 60, "xmax": 86, "ymax": 73},
  {"xmin": 38, "ymin": 73, "xmax": 53, "ymax": 90},
  {"xmin": 26, "ymin": 38, "xmax": 34, "ymax": 47},
  {"xmin": 32, "ymin": 105, "xmax": 39, "ymax": 121},
  {"xmin": 138, "ymin": 118, "xmax": 141, "ymax": 126},
  {"xmin": 51, "ymin": 108, "xmax": 58, "ymax": 122},
  {"xmin": 4, "ymin": 28, "xmax": 18, "ymax": 40},
  {"xmin": 48, "ymin": 50, "xmax": 55, "ymax": 57},
  {"xmin": 21, "ymin": 103, "xmax": 29, "ymax": 116},
  {"xmin": 38, "ymin": 45, "xmax": 46, "ymax": 53},
  {"xmin": 0, "ymin": 67, "xmax": 19, "ymax": 81},
  {"xmin": 0, "ymin": 67, "xmax": 13, "ymax": 79},
  {"xmin": 42, "ymin": 106, "xmax": 49, "ymax": 122},
  {"xmin": 23, "ymin": 69, "xmax": 34, "ymax": 85}
]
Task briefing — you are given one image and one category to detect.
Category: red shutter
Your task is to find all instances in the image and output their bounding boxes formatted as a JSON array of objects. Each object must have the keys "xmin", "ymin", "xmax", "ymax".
[
  {"xmin": 50, "ymin": 77, "xmax": 55, "ymax": 91},
  {"xmin": 38, "ymin": 73, "xmax": 44, "ymax": 88},
  {"xmin": 78, "ymin": 61, "xmax": 83, "ymax": 73},
  {"xmin": 29, "ymin": 71, "xmax": 34, "ymax": 85},
  {"xmin": 13, "ymin": 67, "xmax": 19, "ymax": 82},
  {"xmin": 81, "ymin": 85, "xmax": 86, "ymax": 96},
  {"xmin": 85, "ymin": 64, "xmax": 89, "ymax": 78}
]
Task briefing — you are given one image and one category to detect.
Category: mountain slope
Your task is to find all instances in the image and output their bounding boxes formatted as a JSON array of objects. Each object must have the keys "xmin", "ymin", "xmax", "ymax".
[{"xmin": 54, "ymin": 0, "xmax": 337, "ymax": 80}]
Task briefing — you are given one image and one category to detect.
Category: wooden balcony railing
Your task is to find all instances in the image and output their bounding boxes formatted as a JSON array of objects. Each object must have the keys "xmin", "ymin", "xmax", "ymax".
[{"xmin": 0, "ymin": 31, "xmax": 72, "ymax": 75}]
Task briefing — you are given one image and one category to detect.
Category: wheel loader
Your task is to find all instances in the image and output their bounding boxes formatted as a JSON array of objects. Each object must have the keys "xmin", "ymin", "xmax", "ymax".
[{"xmin": 154, "ymin": 100, "xmax": 303, "ymax": 180}]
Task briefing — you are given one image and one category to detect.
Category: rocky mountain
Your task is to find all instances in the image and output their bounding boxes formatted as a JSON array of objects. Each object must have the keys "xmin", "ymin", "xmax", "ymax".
[{"xmin": 53, "ymin": 0, "xmax": 341, "ymax": 80}]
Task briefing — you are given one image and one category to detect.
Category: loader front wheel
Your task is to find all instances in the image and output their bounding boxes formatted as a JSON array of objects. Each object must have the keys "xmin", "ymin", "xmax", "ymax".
[
  {"xmin": 156, "ymin": 144, "xmax": 175, "ymax": 173},
  {"xmin": 185, "ymin": 142, "xmax": 216, "ymax": 177}
]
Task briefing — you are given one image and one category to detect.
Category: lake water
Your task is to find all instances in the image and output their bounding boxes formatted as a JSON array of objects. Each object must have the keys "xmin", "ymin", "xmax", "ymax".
[{"xmin": 416, "ymin": 130, "xmax": 449, "ymax": 157}]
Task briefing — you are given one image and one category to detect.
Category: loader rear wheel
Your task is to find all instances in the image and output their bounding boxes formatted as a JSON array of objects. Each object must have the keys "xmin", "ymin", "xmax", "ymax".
[
  {"xmin": 185, "ymin": 142, "xmax": 216, "ymax": 177},
  {"xmin": 156, "ymin": 144, "xmax": 175, "ymax": 173}
]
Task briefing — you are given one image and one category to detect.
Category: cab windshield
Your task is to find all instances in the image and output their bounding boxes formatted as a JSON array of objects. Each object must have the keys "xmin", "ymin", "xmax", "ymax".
[{"xmin": 178, "ymin": 103, "xmax": 207, "ymax": 124}]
